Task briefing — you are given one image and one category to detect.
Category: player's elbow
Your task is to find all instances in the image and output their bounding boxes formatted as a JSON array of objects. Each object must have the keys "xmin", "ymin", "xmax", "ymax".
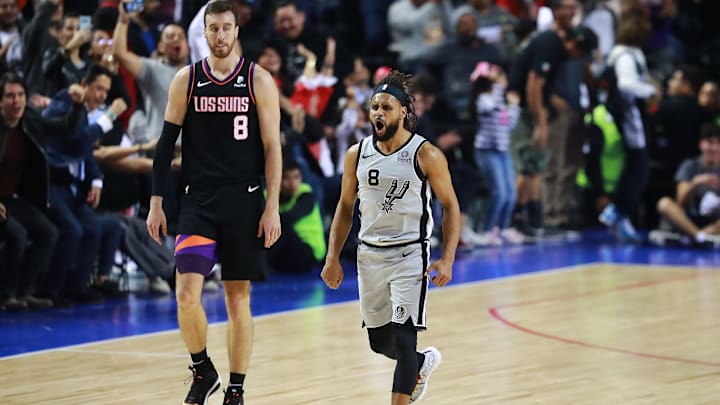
[
  {"xmin": 335, "ymin": 198, "xmax": 355, "ymax": 218},
  {"xmin": 441, "ymin": 197, "xmax": 461, "ymax": 218}
]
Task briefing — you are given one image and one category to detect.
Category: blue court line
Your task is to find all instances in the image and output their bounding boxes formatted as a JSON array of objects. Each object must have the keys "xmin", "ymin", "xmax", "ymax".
[{"xmin": 2, "ymin": 230, "xmax": 719, "ymax": 358}]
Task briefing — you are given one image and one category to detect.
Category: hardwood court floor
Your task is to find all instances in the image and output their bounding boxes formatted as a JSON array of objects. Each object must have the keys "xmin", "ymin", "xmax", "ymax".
[{"xmin": 3, "ymin": 263, "xmax": 720, "ymax": 404}]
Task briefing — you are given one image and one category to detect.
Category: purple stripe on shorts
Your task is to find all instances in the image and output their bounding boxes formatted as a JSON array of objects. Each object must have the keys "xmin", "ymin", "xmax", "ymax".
[{"xmin": 176, "ymin": 255, "xmax": 216, "ymax": 277}]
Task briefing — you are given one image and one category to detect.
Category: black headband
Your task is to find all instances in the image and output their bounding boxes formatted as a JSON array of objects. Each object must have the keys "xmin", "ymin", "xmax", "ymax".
[{"xmin": 372, "ymin": 83, "xmax": 409, "ymax": 107}]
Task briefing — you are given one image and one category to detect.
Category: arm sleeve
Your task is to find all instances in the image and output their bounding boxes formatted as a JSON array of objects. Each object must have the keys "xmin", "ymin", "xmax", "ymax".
[
  {"xmin": 614, "ymin": 53, "xmax": 656, "ymax": 99},
  {"xmin": 674, "ymin": 159, "xmax": 694, "ymax": 183},
  {"xmin": 506, "ymin": 103, "xmax": 521, "ymax": 130},
  {"xmin": 529, "ymin": 38, "xmax": 558, "ymax": 79},
  {"xmin": 21, "ymin": 0, "xmax": 57, "ymax": 89},
  {"xmin": 151, "ymin": 121, "xmax": 182, "ymax": 196},
  {"xmin": 476, "ymin": 92, "xmax": 497, "ymax": 114},
  {"xmin": 136, "ymin": 57, "xmax": 154, "ymax": 87},
  {"xmin": 86, "ymin": 155, "xmax": 102, "ymax": 183},
  {"xmin": 42, "ymin": 101, "xmax": 83, "ymax": 138},
  {"xmin": 42, "ymin": 47, "xmax": 65, "ymax": 77}
]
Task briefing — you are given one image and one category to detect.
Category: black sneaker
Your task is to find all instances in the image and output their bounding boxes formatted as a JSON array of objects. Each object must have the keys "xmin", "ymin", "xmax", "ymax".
[
  {"xmin": 184, "ymin": 363, "xmax": 221, "ymax": 405},
  {"xmin": 223, "ymin": 386, "xmax": 244, "ymax": 405}
]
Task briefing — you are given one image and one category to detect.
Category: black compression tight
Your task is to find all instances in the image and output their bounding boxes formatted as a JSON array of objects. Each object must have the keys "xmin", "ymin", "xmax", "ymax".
[{"xmin": 367, "ymin": 320, "xmax": 425, "ymax": 395}]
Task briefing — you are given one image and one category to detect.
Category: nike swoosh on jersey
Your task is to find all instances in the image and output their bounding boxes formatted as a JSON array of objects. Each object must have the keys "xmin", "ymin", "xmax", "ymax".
[
  {"xmin": 247, "ymin": 185, "xmax": 260, "ymax": 193},
  {"xmin": 362, "ymin": 153, "xmax": 376, "ymax": 158},
  {"xmin": 197, "ymin": 81, "xmax": 212, "ymax": 87}
]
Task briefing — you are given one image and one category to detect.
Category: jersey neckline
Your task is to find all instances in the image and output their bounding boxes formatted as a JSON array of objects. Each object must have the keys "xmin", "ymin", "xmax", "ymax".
[
  {"xmin": 201, "ymin": 57, "xmax": 245, "ymax": 85},
  {"xmin": 372, "ymin": 133, "xmax": 417, "ymax": 157}
]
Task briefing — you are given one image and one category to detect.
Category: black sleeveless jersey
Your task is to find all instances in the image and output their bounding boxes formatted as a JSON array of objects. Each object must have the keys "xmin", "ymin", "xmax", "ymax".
[{"xmin": 183, "ymin": 57, "xmax": 263, "ymax": 186}]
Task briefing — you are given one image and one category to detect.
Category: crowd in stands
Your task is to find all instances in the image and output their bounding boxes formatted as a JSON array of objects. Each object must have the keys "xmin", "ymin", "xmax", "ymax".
[{"xmin": 1, "ymin": 0, "xmax": 719, "ymax": 311}]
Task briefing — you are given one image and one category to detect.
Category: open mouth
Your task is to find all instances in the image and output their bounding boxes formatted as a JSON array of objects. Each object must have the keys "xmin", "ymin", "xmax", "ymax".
[{"xmin": 374, "ymin": 120, "xmax": 385, "ymax": 134}]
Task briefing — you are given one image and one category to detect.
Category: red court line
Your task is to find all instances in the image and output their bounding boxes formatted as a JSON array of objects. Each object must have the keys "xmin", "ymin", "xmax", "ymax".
[
  {"xmin": 488, "ymin": 270, "xmax": 720, "ymax": 367},
  {"xmin": 492, "ymin": 272, "xmax": 702, "ymax": 310}
]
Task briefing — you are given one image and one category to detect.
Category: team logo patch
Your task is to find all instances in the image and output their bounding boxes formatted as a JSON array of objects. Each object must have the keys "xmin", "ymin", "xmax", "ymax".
[
  {"xmin": 393, "ymin": 305, "xmax": 408, "ymax": 323},
  {"xmin": 380, "ymin": 179, "xmax": 410, "ymax": 214}
]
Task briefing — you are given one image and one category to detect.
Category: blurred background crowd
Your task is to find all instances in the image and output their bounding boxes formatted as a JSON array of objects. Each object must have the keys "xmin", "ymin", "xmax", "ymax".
[{"xmin": 1, "ymin": 0, "xmax": 719, "ymax": 311}]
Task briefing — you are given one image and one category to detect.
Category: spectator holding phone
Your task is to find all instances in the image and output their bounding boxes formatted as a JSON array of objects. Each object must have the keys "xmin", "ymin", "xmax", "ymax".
[
  {"xmin": 43, "ymin": 12, "xmax": 91, "ymax": 97},
  {"xmin": 112, "ymin": 0, "xmax": 189, "ymax": 142}
]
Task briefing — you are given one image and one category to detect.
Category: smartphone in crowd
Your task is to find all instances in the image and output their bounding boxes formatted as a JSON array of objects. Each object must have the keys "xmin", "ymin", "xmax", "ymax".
[
  {"xmin": 124, "ymin": 0, "xmax": 145, "ymax": 13},
  {"xmin": 79, "ymin": 15, "xmax": 91, "ymax": 31}
]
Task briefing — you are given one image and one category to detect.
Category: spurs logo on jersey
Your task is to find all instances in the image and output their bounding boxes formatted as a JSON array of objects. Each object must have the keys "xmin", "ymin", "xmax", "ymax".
[
  {"xmin": 380, "ymin": 179, "xmax": 410, "ymax": 214},
  {"xmin": 356, "ymin": 134, "xmax": 434, "ymax": 247}
]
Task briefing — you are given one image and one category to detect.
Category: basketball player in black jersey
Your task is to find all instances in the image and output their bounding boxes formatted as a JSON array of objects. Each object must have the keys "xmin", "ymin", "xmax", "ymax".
[
  {"xmin": 321, "ymin": 71, "xmax": 461, "ymax": 404},
  {"xmin": 146, "ymin": 1, "xmax": 282, "ymax": 404}
]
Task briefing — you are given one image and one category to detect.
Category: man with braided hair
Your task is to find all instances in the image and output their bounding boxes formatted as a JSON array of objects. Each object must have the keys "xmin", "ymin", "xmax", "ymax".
[{"xmin": 321, "ymin": 70, "xmax": 461, "ymax": 404}]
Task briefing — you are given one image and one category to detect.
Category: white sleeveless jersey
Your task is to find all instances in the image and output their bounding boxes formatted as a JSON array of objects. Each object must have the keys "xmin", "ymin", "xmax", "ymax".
[{"xmin": 356, "ymin": 134, "xmax": 433, "ymax": 247}]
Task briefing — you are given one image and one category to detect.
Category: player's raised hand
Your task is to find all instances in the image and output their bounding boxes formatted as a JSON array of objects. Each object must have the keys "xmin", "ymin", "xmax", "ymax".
[
  {"xmin": 425, "ymin": 258, "xmax": 453, "ymax": 287},
  {"xmin": 258, "ymin": 208, "xmax": 281, "ymax": 248},
  {"xmin": 321, "ymin": 259, "xmax": 344, "ymax": 289}
]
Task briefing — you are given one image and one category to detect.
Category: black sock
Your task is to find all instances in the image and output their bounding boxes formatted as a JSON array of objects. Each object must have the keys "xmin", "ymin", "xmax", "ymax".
[
  {"xmin": 190, "ymin": 348, "xmax": 209, "ymax": 366},
  {"xmin": 229, "ymin": 372, "xmax": 245, "ymax": 389},
  {"xmin": 528, "ymin": 200, "xmax": 543, "ymax": 229},
  {"xmin": 514, "ymin": 203, "xmax": 528, "ymax": 228},
  {"xmin": 416, "ymin": 352, "xmax": 425, "ymax": 372}
]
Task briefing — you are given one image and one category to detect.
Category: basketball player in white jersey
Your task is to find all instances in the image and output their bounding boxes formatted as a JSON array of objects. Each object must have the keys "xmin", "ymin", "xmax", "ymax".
[{"xmin": 321, "ymin": 70, "xmax": 461, "ymax": 404}]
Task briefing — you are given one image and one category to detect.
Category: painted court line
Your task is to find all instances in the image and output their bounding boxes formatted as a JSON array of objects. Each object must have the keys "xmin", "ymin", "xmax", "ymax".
[
  {"xmin": 1, "ymin": 262, "xmax": 693, "ymax": 361},
  {"xmin": 1, "ymin": 262, "xmax": 599, "ymax": 361},
  {"xmin": 489, "ymin": 268, "xmax": 720, "ymax": 367},
  {"xmin": 62, "ymin": 348, "xmax": 188, "ymax": 359}
]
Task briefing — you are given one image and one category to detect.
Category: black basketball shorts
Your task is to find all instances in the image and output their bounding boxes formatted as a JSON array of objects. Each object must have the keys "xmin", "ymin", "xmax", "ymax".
[{"xmin": 176, "ymin": 181, "xmax": 267, "ymax": 281}]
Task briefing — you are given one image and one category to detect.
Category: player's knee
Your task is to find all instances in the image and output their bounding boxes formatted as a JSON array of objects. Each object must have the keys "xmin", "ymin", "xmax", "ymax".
[
  {"xmin": 369, "ymin": 337, "xmax": 395, "ymax": 358},
  {"xmin": 175, "ymin": 287, "xmax": 202, "ymax": 310},
  {"xmin": 225, "ymin": 286, "xmax": 251, "ymax": 320},
  {"xmin": 393, "ymin": 321, "xmax": 418, "ymax": 359},
  {"xmin": 224, "ymin": 281, "xmax": 251, "ymax": 299},
  {"xmin": 368, "ymin": 326, "xmax": 396, "ymax": 359}
]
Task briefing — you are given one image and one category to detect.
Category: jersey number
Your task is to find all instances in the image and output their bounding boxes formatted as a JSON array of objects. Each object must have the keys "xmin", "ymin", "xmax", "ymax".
[
  {"xmin": 368, "ymin": 169, "xmax": 380, "ymax": 186},
  {"xmin": 233, "ymin": 115, "xmax": 248, "ymax": 140}
]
